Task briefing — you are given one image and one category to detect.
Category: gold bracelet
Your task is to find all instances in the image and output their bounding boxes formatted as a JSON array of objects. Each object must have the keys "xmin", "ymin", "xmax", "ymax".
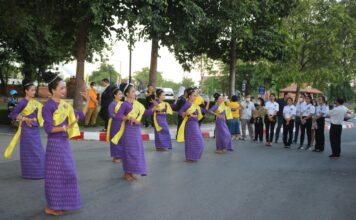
[{"xmin": 63, "ymin": 125, "xmax": 67, "ymax": 132}]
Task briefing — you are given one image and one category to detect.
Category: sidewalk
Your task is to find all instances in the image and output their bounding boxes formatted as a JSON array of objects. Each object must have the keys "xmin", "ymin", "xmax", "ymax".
[{"xmin": 0, "ymin": 119, "xmax": 354, "ymax": 142}]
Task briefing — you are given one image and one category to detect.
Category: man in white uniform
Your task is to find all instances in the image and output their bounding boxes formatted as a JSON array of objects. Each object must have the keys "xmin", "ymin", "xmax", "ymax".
[
  {"xmin": 240, "ymin": 95, "xmax": 255, "ymax": 141},
  {"xmin": 328, "ymin": 98, "xmax": 349, "ymax": 158}
]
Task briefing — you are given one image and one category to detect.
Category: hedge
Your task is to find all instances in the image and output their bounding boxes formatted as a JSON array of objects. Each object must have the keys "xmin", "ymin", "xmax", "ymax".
[{"xmin": 0, "ymin": 98, "xmax": 217, "ymax": 126}]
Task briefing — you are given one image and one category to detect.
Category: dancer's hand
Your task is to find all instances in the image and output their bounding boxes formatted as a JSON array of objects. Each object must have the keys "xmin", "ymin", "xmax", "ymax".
[{"xmin": 24, "ymin": 118, "xmax": 32, "ymax": 127}]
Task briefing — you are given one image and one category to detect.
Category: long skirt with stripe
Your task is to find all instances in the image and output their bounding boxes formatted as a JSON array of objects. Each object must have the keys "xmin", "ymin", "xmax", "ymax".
[
  {"xmin": 20, "ymin": 125, "xmax": 45, "ymax": 179},
  {"xmin": 215, "ymin": 118, "xmax": 233, "ymax": 151},
  {"xmin": 110, "ymin": 119, "xmax": 124, "ymax": 158},
  {"xmin": 154, "ymin": 114, "xmax": 172, "ymax": 150},
  {"xmin": 184, "ymin": 119, "xmax": 204, "ymax": 161},
  {"xmin": 122, "ymin": 123, "xmax": 147, "ymax": 175},
  {"xmin": 45, "ymin": 137, "xmax": 81, "ymax": 210}
]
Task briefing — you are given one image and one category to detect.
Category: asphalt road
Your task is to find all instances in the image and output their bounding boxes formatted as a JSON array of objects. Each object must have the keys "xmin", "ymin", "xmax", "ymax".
[{"xmin": 0, "ymin": 128, "xmax": 356, "ymax": 220}]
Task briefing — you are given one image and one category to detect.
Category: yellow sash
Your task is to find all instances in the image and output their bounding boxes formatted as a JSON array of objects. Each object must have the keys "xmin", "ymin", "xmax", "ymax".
[
  {"xmin": 215, "ymin": 103, "xmax": 233, "ymax": 120},
  {"xmin": 4, "ymin": 99, "xmax": 43, "ymax": 159},
  {"xmin": 177, "ymin": 104, "xmax": 203, "ymax": 142},
  {"xmin": 111, "ymin": 100, "xmax": 145, "ymax": 144},
  {"xmin": 153, "ymin": 101, "xmax": 173, "ymax": 132},
  {"xmin": 106, "ymin": 101, "xmax": 124, "ymax": 142},
  {"xmin": 53, "ymin": 100, "xmax": 80, "ymax": 139}
]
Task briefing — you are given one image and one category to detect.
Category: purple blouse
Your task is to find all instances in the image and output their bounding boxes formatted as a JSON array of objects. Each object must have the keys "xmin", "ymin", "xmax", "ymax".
[
  {"xmin": 121, "ymin": 101, "xmax": 153, "ymax": 125},
  {"xmin": 42, "ymin": 99, "xmax": 84, "ymax": 138},
  {"xmin": 108, "ymin": 101, "xmax": 127, "ymax": 121},
  {"xmin": 9, "ymin": 98, "xmax": 39, "ymax": 127},
  {"xmin": 179, "ymin": 102, "xmax": 199, "ymax": 121}
]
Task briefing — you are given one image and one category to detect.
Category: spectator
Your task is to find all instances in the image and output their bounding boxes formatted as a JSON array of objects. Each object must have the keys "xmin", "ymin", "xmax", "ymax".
[
  {"xmin": 240, "ymin": 94, "xmax": 255, "ymax": 141},
  {"xmin": 252, "ymin": 97, "xmax": 266, "ymax": 142},
  {"xmin": 274, "ymin": 93, "xmax": 289, "ymax": 143},
  {"xmin": 99, "ymin": 78, "xmax": 116, "ymax": 131},
  {"xmin": 84, "ymin": 82, "xmax": 99, "ymax": 127},
  {"xmin": 172, "ymin": 88, "xmax": 189, "ymax": 138},
  {"xmin": 298, "ymin": 95, "xmax": 315, "ymax": 150},
  {"xmin": 118, "ymin": 79, "xmax": 128, "ymax": 93},
  {"xmin": 293, "ymin": 94, "xmax": 306, "ymax": 144},
  {"xmin": 226, "ymin": 95, "xmax": 241, "ymax": 140},
  {"xmin": 193, "ymin": 87, "xmax": 209, "ymax": 126},
  {"xmin": 314, "ymin": 96, "xmax": 329, "ymax": 152},
  {"xmin": 265, "ymin": 93, "xmax": 279, "ymax": 146},
  {"xmin": 328, "ymin": 97, "xmax": 349, "ymax": 158},
  {"xmin": 282, "ymin": 97, "xmax": 296, "ymax": 148},
  {"xmin": 144, "ymin": 85, "xmax": 155, "ymax": 127}
]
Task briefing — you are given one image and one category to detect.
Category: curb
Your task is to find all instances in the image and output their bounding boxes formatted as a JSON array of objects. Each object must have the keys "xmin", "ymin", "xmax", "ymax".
[
  {"xmin": 71, "ymin": 130, "xmax": 214, "ymax": 142},
  {"xmin": 71, "ymin": 123, "xmax": 354, "ymax": 142}
]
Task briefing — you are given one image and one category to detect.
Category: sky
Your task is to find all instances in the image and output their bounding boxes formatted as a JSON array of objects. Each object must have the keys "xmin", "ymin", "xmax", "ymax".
[{"xmin": 59, "ymin": 39, "xmax": 201, "ymax": 85}]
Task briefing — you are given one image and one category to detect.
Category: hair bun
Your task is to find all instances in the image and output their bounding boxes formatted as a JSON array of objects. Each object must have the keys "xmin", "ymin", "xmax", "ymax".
[
  {"xmin": 42, "ymin": 71, "xmax": 58, "ymax": 84},
  {"xmin": 22, "ymin": 78, "xmax": 33, "ymax": 87},
  {"xmin": 213, "ymin": 93, "xmax": 221, "ymax": 100}
]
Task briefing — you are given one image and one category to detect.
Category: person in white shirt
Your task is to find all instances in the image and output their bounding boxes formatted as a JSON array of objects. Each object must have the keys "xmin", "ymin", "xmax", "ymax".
[
  {"xmin": 282, "ymin": 97, "xmax": 296, "ymax": 148},
  {"xmin": 240, "ymin": 95, "xmax": 255, "ymax": 141},
  {"xmin": 314, "ymin": 96, "xmax": 329, "ymax": 152},
  {"xmin": 293, "ymin": 94, "xmax": 306, "ymax": 144},
  {"xmin": 328, "ymin": 98, "xmax": 349, "ymax": 158},
  {"xmin": 298, "ymin": 95, "xmax": 315, "ymax": 150},
  {"xmin": 264, "ymin": 93, "xmax": 279, "ymax": 146}
]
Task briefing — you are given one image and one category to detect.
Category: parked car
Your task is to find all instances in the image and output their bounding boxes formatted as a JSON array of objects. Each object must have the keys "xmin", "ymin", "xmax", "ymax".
[{"xmin": 157, "ymin": 87, "xmax": 175, "ymax": 100}]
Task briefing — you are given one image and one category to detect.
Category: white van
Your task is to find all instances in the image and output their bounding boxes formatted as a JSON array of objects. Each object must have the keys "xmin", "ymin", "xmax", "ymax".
[{"xmin": 157, "ymin": 87, "xmax": 175, "ymax": 100}]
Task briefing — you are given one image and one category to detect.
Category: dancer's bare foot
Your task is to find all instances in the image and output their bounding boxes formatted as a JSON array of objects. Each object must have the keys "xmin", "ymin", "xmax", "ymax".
[
  {"xmin": 112, "ymin": 158, "xmax": 122, "ymax": 163},
  {"xmin": 130, "ymin": 174, "xmax": 138, "ymax": 180},
  {"xmin": 216, "ymin": 150, "xmax": 224, "ymax": 154},
  {"xmin": 185, "ymin": 159, "xmax": 195, "ymax": 163},
  {"xmin": 123, "ymin": 173, "xmax": 135, "ymax": 181},
  {"xmin": 45, "ymin": 207, "xmax": 64, "ymax": 216}
]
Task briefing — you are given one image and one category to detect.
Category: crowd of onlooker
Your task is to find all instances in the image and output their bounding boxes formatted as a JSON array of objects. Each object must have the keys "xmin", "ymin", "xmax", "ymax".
[{"xmin": 224, "ymin": 92, "xmax": 350, "ymax": 158}]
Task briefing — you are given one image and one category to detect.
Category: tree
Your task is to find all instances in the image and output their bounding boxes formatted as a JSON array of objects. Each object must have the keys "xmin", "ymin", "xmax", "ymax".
[
  {"xmin": 122, "ymin": 0, "xmax": 205, "ymax": 87},
  {"xmin": 133, "ymin": 67, "xmax": 191, "ymax": 91},
  {"xmin": 181, "ymin": 77, "xmax": 195, "ymax": 88},
  {"xmin": 174, "ymin": 0, "xmax": 297, "ymax": 96},
  {"xmin": 272, "ymin": 0, "xmax": 356, "ymax": 98},
  {"xmin": 54, "ymin": 0, "xmax": 117, "ymax": 109},
  {"xmin": 0, "ymin": 0, "xmax": 74, "ymax": 83},
  {"xmin": 89, "ymin": 63, "xmax": 120, "ymax": 85},
  {"xmin": 192, "ymin": 54, "xmax": 219, "ymax": 87}
]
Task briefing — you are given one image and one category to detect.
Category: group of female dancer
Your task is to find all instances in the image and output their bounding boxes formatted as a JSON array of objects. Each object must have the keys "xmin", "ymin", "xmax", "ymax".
[{"xmin": 4, "ymin": 74, "xmax": 235, "ymax": 216}]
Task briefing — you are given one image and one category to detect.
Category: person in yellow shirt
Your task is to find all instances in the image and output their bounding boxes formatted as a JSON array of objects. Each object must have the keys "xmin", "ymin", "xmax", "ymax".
[
  {"xmin": 193, "ymin": 89, "xmax": 204, "ymax": 106},
  {"xmin": 85, "ymin": 82, "xmax": 99, "ymax": 127},
  {"xmin": 226, "ymin": 95, "xmax": 241, "ymax": 140}
]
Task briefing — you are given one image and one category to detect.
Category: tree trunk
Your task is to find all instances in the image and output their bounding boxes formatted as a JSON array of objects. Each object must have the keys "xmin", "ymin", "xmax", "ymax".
[
  {"xmin": 73, "ymin": 21, "xmax": 87, "ymax": 109},
  {"xmin": 295, "ymin": 84, "xmax": 300, "ymax": 104},
  {"xmin": 149, "ymin": 37, "xmax": 159, "ymax": 87},
  {"xmin": 22, "ymin": 61, "xmax": 35, "ymax": 80},
  {"xmin": 0, "ymin": 74, "xmax": 7, "ymax": 95},
  {"xmin": 228, "ymin": 37, "xmax": 237, "ymax": 97}
]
